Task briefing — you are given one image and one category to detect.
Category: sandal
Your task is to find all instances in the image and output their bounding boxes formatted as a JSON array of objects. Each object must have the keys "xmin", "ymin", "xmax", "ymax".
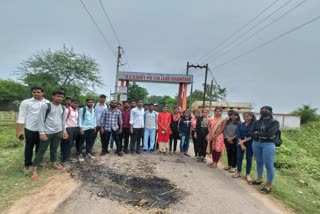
[
  {"xmin": 52, "ymin": 164, "xmax": 65, "ymax": 170},
  {"xmin": 224, "ymin": 166, "xmax": 231, "ymax": 170},
  {"xmin": 228, "ymin": 168, "xmax": 236, "ymax": 173},
  {"xmin": 261, "ymin": 187, "xmax": 272, "ymax": 194},
  {"xmin": 251, "ymin": 180, "xmax": 263, "ymax": 185},
  {"xmin": 246, "ymin": 175, "xmax": 253, "ymax": 184},
  {"xmin": 31, "ymin": 174, "xmax": 39, "ymax": 181},
  {"xmin": 207, "ymin": 162, "xmax": 214, "ymax": 166},
  {"xmin": 232, "ymin": 172, "xmax": 241, "ymax": 178}
]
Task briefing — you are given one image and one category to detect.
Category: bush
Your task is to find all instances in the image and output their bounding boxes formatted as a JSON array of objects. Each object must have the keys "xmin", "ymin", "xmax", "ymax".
[{"xmin": 291, "ymin": 105, "xmax": 320, "ymax": 124}]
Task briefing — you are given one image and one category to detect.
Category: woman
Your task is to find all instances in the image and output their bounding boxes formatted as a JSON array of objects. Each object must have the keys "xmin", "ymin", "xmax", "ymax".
[
  {"xmin": 249, "ymin": 106, "xmax": 279, "ymax": 194},
  {"xmin": 223, "ymin": 111, "xmax": 241, "ymax": 173},
  {"xmin": 191, "ymin": 110, "xmax": 200, "ymax": 157},
  {"xmin": 169, "ymin": 106, "xmax": 181, "ymax": 154},
  {"xmin": 178, "ymin": 110, "xmax": 192, "ymax": 157},
  {"xmin": 157, "ymin": 105, "xmax": 172, "ymax": 155},
  {"xmin": 195, "ymin": 109, "xmax": 210, "ymax": 162},
  {"xmin": 232, "ymin": 112, "xmax": 256, "ymax": 183},
  {"xmin": 206, "ymin": 107, "xmax": 227, "ymax": 168}
]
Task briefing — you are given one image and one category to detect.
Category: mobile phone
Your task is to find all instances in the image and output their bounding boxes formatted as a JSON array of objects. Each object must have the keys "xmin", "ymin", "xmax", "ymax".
[{"xmin": 19, "ymin": 134, "xmax": 25, "ymax": 141}]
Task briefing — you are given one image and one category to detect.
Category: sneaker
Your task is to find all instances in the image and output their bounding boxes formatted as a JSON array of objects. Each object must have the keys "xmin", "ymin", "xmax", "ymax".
[
  {"xmin": 78, "ymin": 154, "xmax": 84, "ymax": 162},
  {"xmin": 100, "ymin": 151, "xmax": 107, "ymax": 156},
  {"xmin": 143, "ymin": 149, "xmax": 148, "ymax": 152},
  {"xmin": 117, "ymin": 152, "xmax": 123, "ymax": 157},
  {"xmin": 124, "ymin": 150, "xmax": 129, "ymax": 154},
  {"xmin": 150, "ymin": 149, "xmax": 154, "ymax": 153},
  {"xmin": 87, "ymin": 153, "xmax": 96, "ymax": 159},
  {"xmin": 68, "ymin": 158, "xmax": 78, "ymax": 163}
]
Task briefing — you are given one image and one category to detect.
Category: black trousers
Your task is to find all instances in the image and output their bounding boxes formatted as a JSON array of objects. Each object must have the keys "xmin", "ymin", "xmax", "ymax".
[
  {"xmin": 119, "ymin": 128, "xmax": 130, "ymax": 152},
  {"xmin": 77, "ymin": 129, "xmax": 95, "ymax": 154},
  {"xmin": 197, "ymin": 128, "xmax": 208, "ymax": 157},
  {"xmin": 94, "ymin": 126, "xmax": 104, "ymax": 143},
  {"xmin": 103, "ymin": 129, "xmax": 121, "ymax": 154},
  {"xmin": 130, "ymin": 128, "xmax": 143, "ymax": 153},
  {"xmin": 191, "ymin": 130, "xmax": 199, "ymax": 156},
  {"xmin": 169, "ymin": 129, "xmax": 179, "ymax": 152},
  {"xmin": 225, "ymin": 139, "xmax": 237, "ymax": 168},
  {"xmin": 61, "ymin": 127, "xmax": 79, "ymax": 162},
  {"xmin": 24, "ymin": 129, "xmax": 40, "ymax": 167}
]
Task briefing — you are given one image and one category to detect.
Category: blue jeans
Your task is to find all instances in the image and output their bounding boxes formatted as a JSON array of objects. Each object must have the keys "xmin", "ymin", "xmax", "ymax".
[
  {"xmin": 252, "ymin": 141, "xmax": 276, "ymax": 184},
  {"xmin": 143, "ymin": 128, "xmax": 156, "ymax": 150},
  {"xmin": 236, "ymin": 141, "xmax": 253, "ymax": 175},
  {"xmin": 180, "ymin": 133, "xmax": 190, "ymax": 152}
]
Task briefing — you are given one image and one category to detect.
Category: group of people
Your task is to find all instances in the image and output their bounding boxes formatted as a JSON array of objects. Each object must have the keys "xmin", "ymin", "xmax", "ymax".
[{"xmin": 16, "ymin": 86, "xmax": 279, "ymax": 194}]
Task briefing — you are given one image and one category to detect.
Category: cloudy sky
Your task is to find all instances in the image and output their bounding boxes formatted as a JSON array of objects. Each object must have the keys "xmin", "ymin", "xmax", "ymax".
[{"xmin": 1, "ymin": 0, "xmax": 319, "ymax": 113}]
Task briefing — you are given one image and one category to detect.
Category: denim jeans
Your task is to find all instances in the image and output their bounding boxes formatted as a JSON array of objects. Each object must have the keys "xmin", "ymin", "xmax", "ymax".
[
  {"xmin": 252, "ymin": 141, "xmax": 276, "ymax": 183},
  {"xmin": 236, "ymin": 141, "xmax": 253, "ymax": 175},
  {"xmin": 180, "ymin": 133, "xmax": 190, "ymax": 152},
  {"xmin": 143, "ymin": 128, "xmax": 156, "ymax": 150}
]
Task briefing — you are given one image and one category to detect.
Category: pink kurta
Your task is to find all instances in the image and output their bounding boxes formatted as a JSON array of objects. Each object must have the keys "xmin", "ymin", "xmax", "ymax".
[{"xmin": 206, "ymin": 117, "xmax": 226, "ymax": 152}]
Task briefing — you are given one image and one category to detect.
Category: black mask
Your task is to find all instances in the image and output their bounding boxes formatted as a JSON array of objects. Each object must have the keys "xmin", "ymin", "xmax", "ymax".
[{"xmin": 260, "ymin": 112, "xmax": 271, "ymax": 117}]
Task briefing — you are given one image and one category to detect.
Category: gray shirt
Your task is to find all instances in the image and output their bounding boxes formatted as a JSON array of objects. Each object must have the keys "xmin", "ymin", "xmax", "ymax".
[
  {"xmin": 224, "ymin": 122, "xmax": 239, "ymax": 138},
  {"xmin": 38, "ymin": 103, "xmax": 67, "ymax": 134}
]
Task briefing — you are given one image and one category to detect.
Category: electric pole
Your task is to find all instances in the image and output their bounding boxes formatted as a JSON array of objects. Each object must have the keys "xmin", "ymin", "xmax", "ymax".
[
  {"xmin": 114, "ymin": 46, "xmax": 121, "ymax": 101},
  {"xmin": 186, "ymin": 62, "xmax": 208, "ymax": 109},
  {"xmin": 209, "ymin": 79, "xmax": 213, "ymax": 109}
]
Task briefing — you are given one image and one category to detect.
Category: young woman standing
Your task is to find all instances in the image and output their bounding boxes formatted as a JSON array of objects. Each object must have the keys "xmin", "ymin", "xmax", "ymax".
[
  {"xmin": 169, "ymin": 106, "xmax": 181, "ymax": 154},
  {"xmin": 206, "ymin": 107, "xmax": 227, "ymax": 168},
  {"xmin": 223, "ymin": 111, "xmax": 241, "ymax": 173},
  {"xmin": 194, "ymin": 109, "xmax": 210, "ymax": 162},
  {"xmin": 249, "ymin": 106, "xmax": 279, "ymax": 194},
  {"xmin": 157, "ymin": 106, "xmax": 172, "ymax": 155},
  {"xmin": 191, "ymin": 110, "xmax": 200, "ymax": 157},
  {"xmin": 178, "ymin": 110, "xmax": 192, "ymax": 157},
  {"xmin": 232, "ymin": 112, "xmax": 256, "ymax": 183}
]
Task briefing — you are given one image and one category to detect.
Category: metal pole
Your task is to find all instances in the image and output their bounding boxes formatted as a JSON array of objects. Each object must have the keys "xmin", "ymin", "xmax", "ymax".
[
  {"xmin": 114, "ymin": 46, "xmax": 121, "ymax": 101},
  {"xmin": 202, "ymin": 64, "xmax": 208, "ymax": 109},
  {"xmin": 209, "ymin": 79, "xmax": 213, "ymax": 110}
]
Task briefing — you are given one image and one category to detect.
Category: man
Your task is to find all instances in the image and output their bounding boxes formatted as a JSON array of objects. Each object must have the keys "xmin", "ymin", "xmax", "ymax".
[
  {"xmin": 100, "ymin": 100, "xmax": 123, "ymax": 156},
  {"xmin": 16, "ymin": 86, "xmax": 49, "ymax": 169},
  {"xmin": 94, "ymin": 94, "xmax": 108, "ymax": 147},
  {"xmin": 154, "ymin": 103, "xmax": 159, "ymax": 112},
  {"xmin": 120, "ymin": 101, "xmax": 131, "ymax": 154},
  {"xmin": 143, "ymin": 104, "xmax": 158, "ymax": 152},
  {"xmin": 130, "ymin": 99, "xmax": 144, "ymax": 154},
  {"xmin": 65, "ymin": 96, "xmax": 72, "ymax": 108},
  {"xmin": 61, "ymin": 99, "xmax": 79, "ymax": 165},
  {"xmin": 31, "ymin": 90, "xmax": 68, "ymax": 180},
  {"xmin": 78, "ymin": 98, "xmax": 96, "ymax": 160},
  {"xmin": 143, "ymin": 103, "xmax": 149, "ymax": 112},
  {"xmin": 130, "ymin": 100, "xmax": 136, "ymax": 109}
]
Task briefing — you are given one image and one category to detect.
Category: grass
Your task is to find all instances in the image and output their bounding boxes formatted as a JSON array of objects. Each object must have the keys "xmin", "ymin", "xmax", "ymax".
[
  {"xmin": 0, "ymin": 125, "xmax": 55, "ymax": 211},
  {"xmin": 221, "ymin": 122, "xmax": 320, "ymax": 214}
]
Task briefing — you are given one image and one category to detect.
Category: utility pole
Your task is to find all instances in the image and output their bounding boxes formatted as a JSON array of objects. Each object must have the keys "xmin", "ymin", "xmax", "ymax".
[
  {"xmin": 209, "ymin": 79, "xmax": 213, "ymax": 109},
  {"xmin": 186, "ymin": 62, "xmax": 193, "ymax": 109},
  {"xmin": 186, "ymin": 62, "xmax": 208, "ymax": 109},
  {"xmin": 114, "ymin": 46, "xmax": 121, "ymax": 101}
]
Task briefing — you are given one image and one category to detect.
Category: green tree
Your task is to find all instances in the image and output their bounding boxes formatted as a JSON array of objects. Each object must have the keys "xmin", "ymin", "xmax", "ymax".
[
  {"xmin": 291, "ymin": 105, "xmax": 320, "ymax": 124},
  {"xmin": 127, "ymin": 83, "xmax": 148, "ymax": 102},
  {"xmin": 17, "ymin": 46, "xmax": 102, "ymax": 98},
  {"xmin": 0, "ymin": 79, "xmax": 29, "ymax": 102}
]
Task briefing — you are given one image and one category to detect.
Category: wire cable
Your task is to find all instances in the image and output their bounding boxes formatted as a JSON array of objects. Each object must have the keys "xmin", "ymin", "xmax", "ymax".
[
  {"xmin": 214, "ymin": 14, "xmax": 320, "ymax": 70},
  {"xmin": 203, "ymin": 0, "xmax": 295, "ymax": 64},
  {"xmin": 98, "ymin": 0, "xmax": 132, "ymax": 71},
  {"xmin": 196, "ymin": 0, "xmax": 281, "ymax": 63},
  {"xmin": 208, "ymin": 68, "xmax": 230, "ymax": 107},
  {"xmin": 209, "ymin": 0, "xmax": 307, "ymax": 64},
  {"xmin": 79, "ymin": 0, "xmax": 116, "ymax": 57}
]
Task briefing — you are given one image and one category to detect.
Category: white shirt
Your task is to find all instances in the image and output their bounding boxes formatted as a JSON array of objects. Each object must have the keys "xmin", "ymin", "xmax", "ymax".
[
  {"xmin": 16, "ymin": 97, "xmax": 50, "ymax": 131},
  {"xmin": 129, "ymin": 107, "xmax": 144, "ymax": 128},
  {"xmin": 144, "ymin": 111, "xmax": 158, "ymax": 129},
  {"xmin": 94, "ymin": 103, "xmax": 108, "ymax": 125}
]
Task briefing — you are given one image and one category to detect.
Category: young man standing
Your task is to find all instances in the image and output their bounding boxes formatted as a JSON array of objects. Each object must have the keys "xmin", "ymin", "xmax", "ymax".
[
  {"xmin": 130, "ymin": 99, "xmax": 144, "ymax": 154},
  {"xmin": 31, "ymin": 90, "xmax": 68, "ymax": 180},
  {"xmin": 65, "ymin": 96, "xmax": 72, "ymax": 108},
  {"xmin": 143, "ymin": 104, "xmax": 158, "ymax": 152},
  {"xmin": 61, "ymin": 99, "xmax": 79, "ymax": 165},
  {"xmin": 94, "ymin": 94, "xmax": 108, "ymax": 146},
  {"xmin": 120, "ymin": 101, "xmax": 131, "ymax": 154},
  {"xmin": 78, "ymin": 98, "xmax": 96, "ymax": 160},
  {"xmin": 100, "ymin": 100, "xmax": 123, "ymax": 156},
  {"xmin": 16, "ymin": 86, "xmax": 49, "ymax": 169}
]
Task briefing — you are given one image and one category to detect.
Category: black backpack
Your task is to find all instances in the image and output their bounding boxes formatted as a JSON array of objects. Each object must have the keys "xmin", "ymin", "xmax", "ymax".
[
  {"xmin": 44, "ymin": 103, "xmax": 65, "ymax": 122},
  {"xmin": 272, "ymin": 119, "xmax": 282, "ymax": 147}
]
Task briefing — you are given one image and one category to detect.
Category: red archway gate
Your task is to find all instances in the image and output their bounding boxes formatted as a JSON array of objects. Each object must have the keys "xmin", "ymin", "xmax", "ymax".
[{"xmin": 118, "ymin": 72, "xmax": 193, "ymax": 111}]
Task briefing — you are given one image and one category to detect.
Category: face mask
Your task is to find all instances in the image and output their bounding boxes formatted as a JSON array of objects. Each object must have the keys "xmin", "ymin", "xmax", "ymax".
[{"xmin": 260, "ymin": 112, "xmax": 270, "ymax": 117}]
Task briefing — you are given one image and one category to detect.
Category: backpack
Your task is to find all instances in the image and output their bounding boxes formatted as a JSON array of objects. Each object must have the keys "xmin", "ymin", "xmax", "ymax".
[
  {"xmin": 44, "ymin": 103, "xmax": 65, "ymax": 122},
  {"xmin": 272, "ymin": 119, "xmax": 282, "ymax": 147}
]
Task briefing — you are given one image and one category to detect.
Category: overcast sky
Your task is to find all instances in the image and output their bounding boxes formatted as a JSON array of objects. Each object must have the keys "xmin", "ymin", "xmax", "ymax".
[{"xmin": 1, "ymin": 0, "xmax": 319, "ymax": 113}]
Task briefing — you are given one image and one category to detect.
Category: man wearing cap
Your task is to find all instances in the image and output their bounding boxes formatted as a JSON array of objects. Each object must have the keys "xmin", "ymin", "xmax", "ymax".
[{"xmin": 94, "ymin": 94, "xmax": 108, "ymax": 150}]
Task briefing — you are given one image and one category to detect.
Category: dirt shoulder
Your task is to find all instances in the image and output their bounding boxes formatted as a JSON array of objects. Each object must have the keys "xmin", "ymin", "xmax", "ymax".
[{"xmin": 3, "ymin": 152, "xmax": 294, "ymax": 214}]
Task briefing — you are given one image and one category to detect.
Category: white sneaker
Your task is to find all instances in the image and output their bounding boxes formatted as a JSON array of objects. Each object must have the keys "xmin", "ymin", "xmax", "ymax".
[
  {"xmin": 78, "ymin": 154, "xmax": 84, "ymax": 162},
  {"xmin": 87, "ymin": 153, "xmax": 96, "ymax": 159}
]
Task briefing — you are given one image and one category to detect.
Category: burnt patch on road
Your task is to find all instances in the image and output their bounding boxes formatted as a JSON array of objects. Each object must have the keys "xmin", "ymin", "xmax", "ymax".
[{"xmin": 70, "ymin": 162, "xmax": 186, "ymax": 210}]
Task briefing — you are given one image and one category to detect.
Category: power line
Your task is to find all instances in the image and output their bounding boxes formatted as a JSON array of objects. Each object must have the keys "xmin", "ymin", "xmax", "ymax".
[
  {"xmin": 98, "ymin": 0, "xmax": 133, "ymax": 71},
  {"xmin": 204, "ymin": 0, "xmax": 295, "ymax": 64},
  {"xmin": 214, "ymin": 14, "xmax": 320, "ymax": 70},
  {"xmin": 209, "ymin": 0, "xmax": 307, "ymax": 64},
  {"xmin": 208, "ymin": 68, "xmax": 230, "ymax": 107},
  {"xmin": 79, "ymin": 0, "xmax": 116, "ymax": 57},
  {"xmin": 196, "ymin": 0, "xmax": 280, "ymax": 63}
]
